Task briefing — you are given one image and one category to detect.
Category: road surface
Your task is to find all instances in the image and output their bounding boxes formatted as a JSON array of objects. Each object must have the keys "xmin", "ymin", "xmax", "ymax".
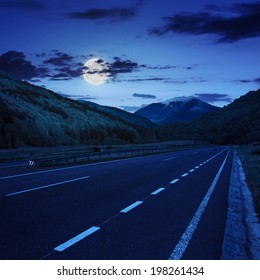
[{"xmin": 0, "ymin": 146, "xmax": 233, "ymax": 259}]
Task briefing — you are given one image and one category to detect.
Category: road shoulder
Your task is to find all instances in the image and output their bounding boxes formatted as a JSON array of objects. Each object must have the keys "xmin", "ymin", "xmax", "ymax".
[{"xmin": 221, "ymin": 150, "xmax": 260, "ymax": 259}]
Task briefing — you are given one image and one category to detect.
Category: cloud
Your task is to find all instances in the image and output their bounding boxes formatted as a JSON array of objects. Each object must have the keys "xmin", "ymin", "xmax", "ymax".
[
  {"xmin": 117, "ymin": 77, "xmax": 170, "ymax": 83},
  {"xmin": 0, "ymin": 50, "xmax": 208, "ymax": 87},
  {"xmin": 193, "ymin": 93, "xmax": 233, "ymax": 103},
  {"xmin": 235, "ymin": 79, "xmax": 252, "ymax": 83},
  {"xmin": 48, "ymin": 76, "xmax": 72, "ymax": 81},
  {"xmin": 146, "ymin": 63, "xmax": 199, "ymax": 71},
  {"xmin": 0, "ymin": 50, "xmax": 144, "ymax": 82},
  {"xmin": 108, "ymin": 57, "xmax": 139, "ymax": 74},
  {"xmin": 0, "ymin": 0, "xmax": 46, "ymax": 11},
  {"xmin": 35, "ymin": 52, "xmax": 48, "ymax": 58},
  {"xmin": 53, "ymin": 65, "xmax": 85, "ymax": 79},
  {"xmin": 128, "ymin": 76, "xmax": 206, "ymax": 84},
  {"xmin": 146, "ymin": 65, "xmax": 177, "ymax": 70},
  {"xmin": 0, "ymin": 50, "xmax": 86, "ymax": 81},
  {"xmin": 117, "ymin": 76, "xmax": 203, "ymax": 84},
  {"xmin": 41, "ymin": 50, "xmax": 85, "ymax": 80},
  {"xmin": 68, "ymin": 0, "xmax": 143, "ymax": 22},
  {"xmin": 43, "ymin": 52, "xmax": 74, "ymax": 66},
  {"xmin": 84, "ymin": 57, "xmax": 141, "ymax": 81},
  {"xmin": 235, "ymin": 78, "xmax": 260, "ymax": 85},
  {"xmin": 0, "ymin": 50, "xmax": 46, "ymax": 80},
  {"xmin": 59, "ymin": 93, "xmax": 97, "ymax": 101},
  {"xmin": 149, "ymin": 2, "xmax": 260, "ymax": 42},
  {"xmin": 133, "ymin": 93, "xmax": 157, "ymax": 99},
  {"xmin": 189, "ymin": 77, "xmax": 207, "ymax": 83},
  {"xmin": 231, "ymin": 2, "xmax": 260, "ymax": 14}
]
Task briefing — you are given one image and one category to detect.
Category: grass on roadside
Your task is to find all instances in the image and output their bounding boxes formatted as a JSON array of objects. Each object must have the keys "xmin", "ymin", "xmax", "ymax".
[{"xmin": 237, "ymin": 144, "xmax": 260, "ymax": 219}]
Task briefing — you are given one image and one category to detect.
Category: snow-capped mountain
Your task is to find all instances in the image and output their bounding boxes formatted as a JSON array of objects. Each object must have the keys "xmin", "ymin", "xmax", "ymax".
[
  {"xmin": 161, "ymin": 96, "xmax": 195, "ymax": 106},
  {"xmin": 134, "ymin": 97, "xmax": 219, "ymax": 124}
]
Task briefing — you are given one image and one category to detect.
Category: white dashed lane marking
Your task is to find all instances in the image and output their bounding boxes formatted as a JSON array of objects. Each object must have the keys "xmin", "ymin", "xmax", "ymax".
[
  {"xmin": 46, "ymin": 148, "xmax": 229, "ymax": 257},
  {"xmin": 120, "ymin": 201, "xmax": 143, "ymax": 213},
  {"xmin": 54, "ymin": 226, "xmax": 100, "ymax": 252},
  {"xmin": 170, "ymin": 179, "xmax": 179, "ymax": 184},
  {"xmin": 151, "ymin": 188, "xmax": 165, "ymax": 195}
]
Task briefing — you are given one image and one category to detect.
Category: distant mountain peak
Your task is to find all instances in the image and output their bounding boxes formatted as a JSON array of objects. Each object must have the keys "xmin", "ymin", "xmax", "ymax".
[
  {"xmin": 135, "ymin": 96, "xmax": 219, "ymax": 124},
  {"xmin": 161, "ymin": 96, "xmax": 196, "ymax": 106}
]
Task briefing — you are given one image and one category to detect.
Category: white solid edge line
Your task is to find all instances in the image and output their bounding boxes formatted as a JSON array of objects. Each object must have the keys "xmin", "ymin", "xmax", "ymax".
[
  {"xmin": 54, "ymin": 226, "xmax": 100, "ymax": 252},
  {"xmin": 120, "ymin": 201, "xmax": 143, "ymax": 213},
  {"xmin": 5, "ymin": 175, "xmax": 90, "ymax": 197},
  {"xmin": 169, "ymin": 149, "xmax": 230, "ymax": 260},
  {"xmin": 170, "ymin": 179, "xmax": 179, "ymax": 184},
  {"xmin": 151, "ymin": 187, "xmax": 165, "ymax": 195}
]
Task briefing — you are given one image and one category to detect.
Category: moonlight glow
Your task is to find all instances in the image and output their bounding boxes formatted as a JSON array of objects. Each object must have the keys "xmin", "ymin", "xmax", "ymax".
[{"xmin": 83, "ymin": 58, "xmax": 109, "ymax": 86}]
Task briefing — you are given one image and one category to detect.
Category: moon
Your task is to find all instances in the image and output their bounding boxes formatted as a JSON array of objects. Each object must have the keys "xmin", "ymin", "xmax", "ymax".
[{"xmin": 83, "ymin": 58, "xmax": 109, "ymax": 86}]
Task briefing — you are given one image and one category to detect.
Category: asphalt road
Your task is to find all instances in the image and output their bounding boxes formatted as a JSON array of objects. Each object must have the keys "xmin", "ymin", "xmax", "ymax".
[{"xmin": 0, "ymin": 146, "xmax": 233, "ymax": 260}]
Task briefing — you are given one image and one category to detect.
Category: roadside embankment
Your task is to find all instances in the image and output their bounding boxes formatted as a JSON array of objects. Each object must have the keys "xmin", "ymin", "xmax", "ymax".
[{"xmin": 222, "ymin": 150, "xmax": 260, "ymax": 259}]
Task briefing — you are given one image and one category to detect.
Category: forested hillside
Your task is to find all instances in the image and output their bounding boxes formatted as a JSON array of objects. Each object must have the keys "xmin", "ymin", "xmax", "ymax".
[
  {"xmin": 0, "ymin": 71, "xmax": 156, "ymax": 148},
  {"xmin": 81, "ymin": 100, "xmax": 156, "ymax": 128},
  {"xmin": 156, "ymin": 89, "xmax": 260, "ymax": 144},
  {"xmin": 0, "ymin": 70, "xmax": 259, "ymax": 148}
]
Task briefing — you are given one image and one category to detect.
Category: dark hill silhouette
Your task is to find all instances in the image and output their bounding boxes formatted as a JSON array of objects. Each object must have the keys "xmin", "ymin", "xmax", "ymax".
[
  {"xmin": 0, "ymin": 70, "xmax": 156, "ymax": 148},
  {"xmin": 0, "ymin": 70, "xmax": 259, "ymax": 147},
  {"xmin": 156, "ymin": 89, "xmax": 260, "ymax": 144}
]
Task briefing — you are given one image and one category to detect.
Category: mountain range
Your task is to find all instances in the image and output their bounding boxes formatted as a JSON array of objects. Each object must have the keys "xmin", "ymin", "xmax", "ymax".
[
  {"xmin": 135, "ymin": 97, "xmax": 219, "ymax": 124},
  {"xmin": 0, "ymin": 70, "xmax": 259, "ymax": 148}
]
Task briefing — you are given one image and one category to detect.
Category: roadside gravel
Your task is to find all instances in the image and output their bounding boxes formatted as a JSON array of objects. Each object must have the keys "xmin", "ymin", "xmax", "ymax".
[{"xmin": 222, "ymin": 151, "xmax": 260, "ymax": 259}]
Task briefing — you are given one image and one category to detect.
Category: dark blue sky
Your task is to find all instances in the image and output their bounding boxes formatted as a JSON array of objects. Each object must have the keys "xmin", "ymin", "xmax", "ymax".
[{"xmin": 0, "ymin": 0, "xmax": 259, "ymax": 111}]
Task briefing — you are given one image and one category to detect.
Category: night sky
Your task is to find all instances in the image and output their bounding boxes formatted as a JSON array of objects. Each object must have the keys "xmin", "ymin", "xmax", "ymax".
[{"xmin": 0, "ymin": 0, "xmax": 259, "ymax": 111}]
